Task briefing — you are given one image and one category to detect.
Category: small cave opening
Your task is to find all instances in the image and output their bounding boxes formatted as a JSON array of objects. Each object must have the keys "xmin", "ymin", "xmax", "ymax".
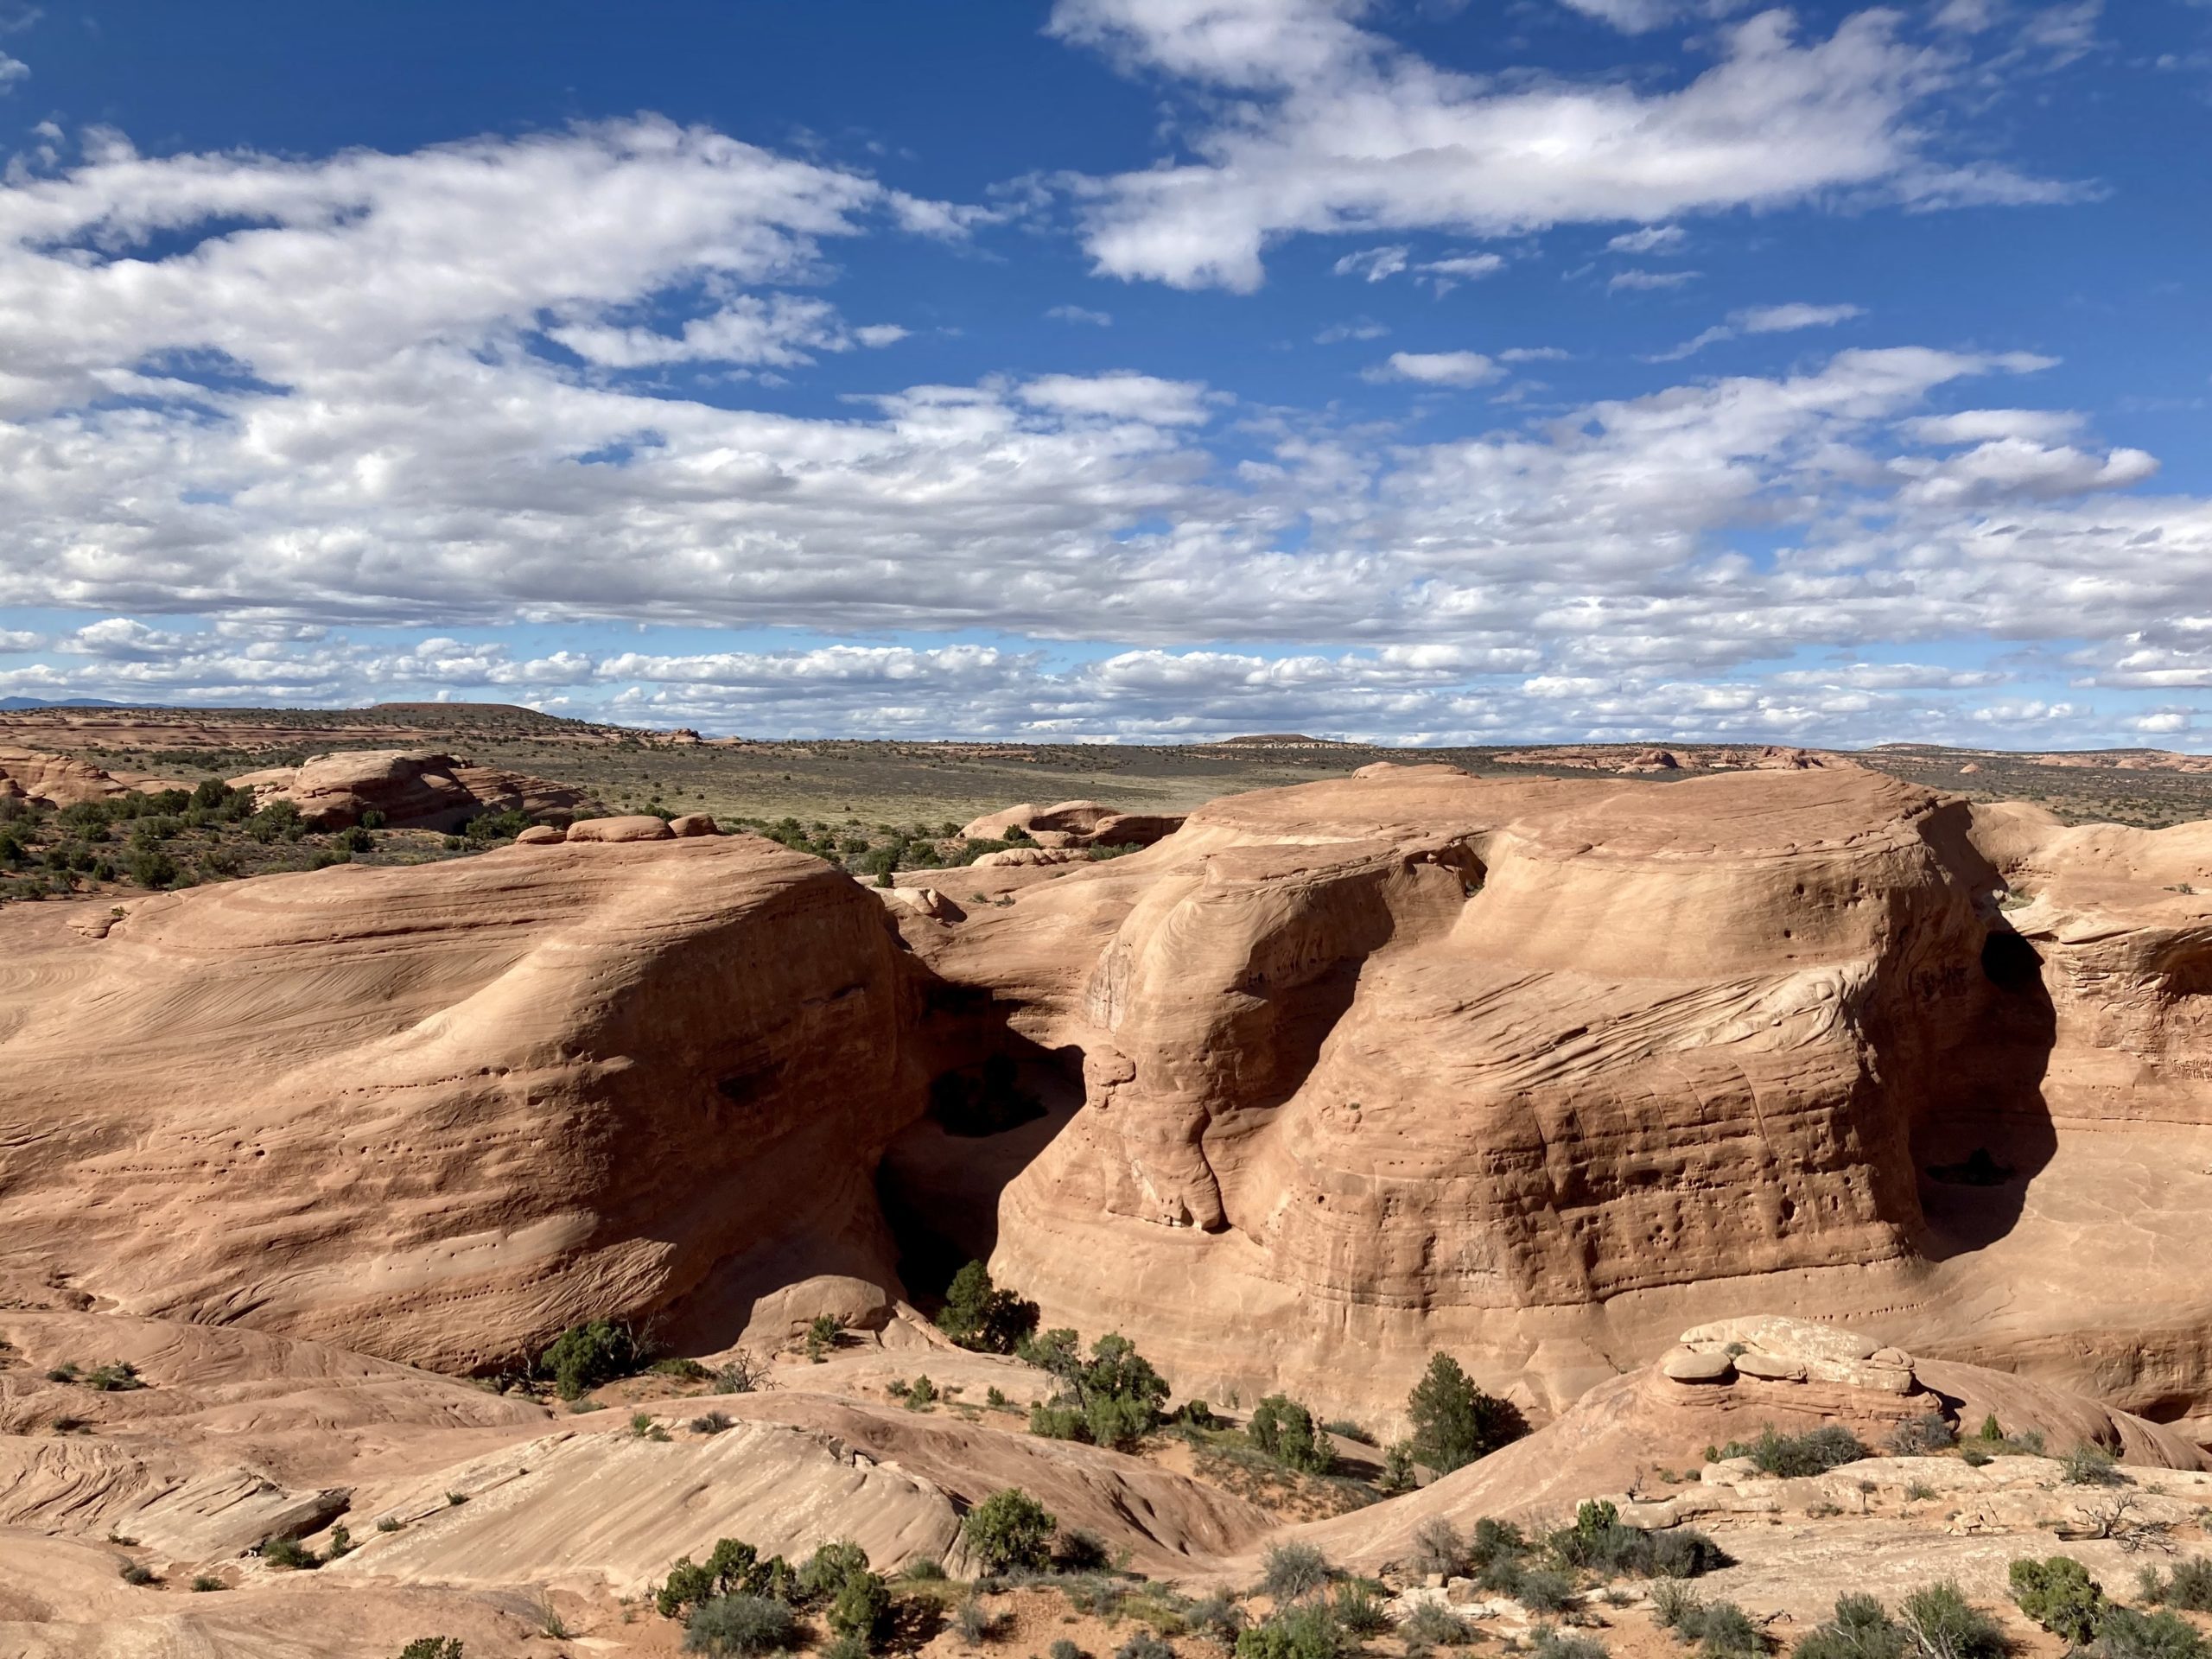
[
  {"xmin": 1980, "ymin": 927, "xmax": 2044, "ymax": 994},
  {"xmin": 876, "ymin": 1033, "xmax": 1084, "ymax": 1309}
]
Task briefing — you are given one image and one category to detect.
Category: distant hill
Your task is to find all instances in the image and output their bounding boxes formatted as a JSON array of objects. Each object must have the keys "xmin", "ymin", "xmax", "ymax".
[
  {"xmin": 1216, "ymin": 733, "xmax": 1356, "ymax": 749},
  {"xmin": 0, "ymin": 696, "xmax": 127, "ymax": 710}
]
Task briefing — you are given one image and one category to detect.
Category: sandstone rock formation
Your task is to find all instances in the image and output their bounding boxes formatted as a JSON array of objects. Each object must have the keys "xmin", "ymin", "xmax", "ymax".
[
  {"xmin": 0, "ymin": 836, "xmax": 922, "ymax": 1370},
  {"xmin": 893, "ymin": 762, "xmax": 2212, "ymax": 1427},
  {"xmin": 230, "ymin": 748, "xmax": 588, "ymax": 830},
  {"xmin": 959, "ymin": 798, "xmax": 1185, "ymax": 849},
  {"xmin": 0, "ymin": 747, "xmax": 168, "ymax": 806}
]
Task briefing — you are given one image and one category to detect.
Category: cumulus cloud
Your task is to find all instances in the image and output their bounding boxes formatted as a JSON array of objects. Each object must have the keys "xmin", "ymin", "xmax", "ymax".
[
  {"xmin": 1363, "ymin": 350, "xmax": 1501, "ymax": 386},
  {"xmin": 1015, "ymin": 371, "xmax": 1213, "ymax": 423},
  {"xmin": 1332, "ymin": 245, "xmax": 1409, "ymax": 282},
  {"xmin": 0, "ymin": 118, "xmax": 2194, "ymax": 749},
  {"xmin": 0, "ymin": 50, "xmax": 24, "ymax": 89},
  {"xmin": 1052, "ymin": 2, "xmax": 2069, "ymax": 290}
]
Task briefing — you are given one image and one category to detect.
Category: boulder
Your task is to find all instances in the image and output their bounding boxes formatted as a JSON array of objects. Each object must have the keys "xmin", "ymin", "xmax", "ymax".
[
  {"xmin": 1662, "ymin": 1349, "xmax": 1736, "ymax": 1383},
  {"xmin": 514, "ymin": 824, "xmax": 565, "ymax": 845},
  {"xmin": 565, "ymin": 814, "xmax": 674, "ymax": 843},
  {"xmin": 1680, "ymin": 1316, "xmax": 1882, "ymax": 1365},
  {"xmin": 0, "ymin": 747, "xmax": 136, "ymax": 807},
  {"xmin": 668, "ymin": 813, "xmax": 721, "ymax": 838}
]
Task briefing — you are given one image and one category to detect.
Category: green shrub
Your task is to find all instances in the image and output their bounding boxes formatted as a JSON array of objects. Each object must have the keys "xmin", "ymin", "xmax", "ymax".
[
  {"xmin": 1529, "ymin": 1629, "xmax": 1607, "ymax": 1659},
  {"xmin": 1332, "ymin": 1582, "xmax": 1391, "ymax": 1636},
  {"xmin": 398, "ymin": 1642, "xmax": 466, "ymax": 1659},
  {"xmin": 684, "ymin": 1593, "xmax": 798, "ymax": 1656},
  {"xmin": 2143, "ymin": 1559, "xmax": 2212, "ymax": 1611},
  {"xmin": 1897, "ymin": 1583, "xmax": 2004, "ymax": 1659},
  {"xmin": 537, "ymin": 1319, "xmax": 642, "ymax": 1400},
  {"xmin": 1381, "ymin": 1441, "xmax": 1416, "ymax": 1494},
  {"xmin": 1694, "ymin": 1604, "xmax": 1764, "ymax": 1656},
  {"xmin": 1794, "ymin": 1594, "xmax": 1909, "ymax": 1659},
  {"xmin": 1190, "ymin": 1591, "xmax": 1246, "ymax": 1646},
  {"xmin": 1018, "ymin": 1329, "xmax": 1169, "ymax": 1451},
  {"xmin": 1052, "ymin": 1642, "xmax": 1088, "ymax": 1659},
  {"xmin": 1120, "ymin": 1632, "xmax": 1176, "ymax": 1659},
  {"xmin": 1517, "ymin": 1569, "xmax": 1575, "ymax": 1613},
  {"xmin": 85, "ymin": 1360, "xmax": 145, "ymax": 1392},
  {"xmin": 1249, "ymin": 1395, "xmax": 1333, "ymax": 1475},
  {"xmin": 806, "ymin": 1315, "xmax": 844, "ymax": 1363},
  {"xmin": 2010, "ymin": 1556, "xmax": 2108, "ymax": 1644},
  {"xmin": 1054, "ymin": 1529, "xmax": 1110, "ymax": 1572},
  {"xmin": 119, "ymin": 1561, "xmax": 157, "ymax": 1585},
  {"xmin": 1236, "ymin": 1604, "xmax": 1344, "ymax": 1659},
  {"xmin": 901, "ymin": 1557, "xmax": 949, "ymax": 1581},
  {"xmin": 1713, "ymin": 1426, "xmax": 1869, "ymax": 1478},
  {"xmin": 955, "ymin": 1596, "xmax": 997, "ymax": 1643},
  {"xmin": 1324, "ymin": 1420, "xmax": 1376, "ymax": 1445},
  {"xmin": 1411, "ymin": 1517, "xmax": 1465, "ymax": 1579},
  {"xmin": 1406, "ymin": 1353, "xmax": 1528, "ymax": 1473},
  {"xmin": 937, "ymin": 1262, "xmax": 1041, "ymax": 1354},
  {"xmin": 820, "ymin": 1637, "xmax": 869, "ymax": 1659},
  {"xmin": 2061, "ymin": 1442, "xmax": 2125, "ymax": 1485},
  {"xmin": 657, "ymin": 1539, "xmax": 793, "ymax": 1618},
  {"xmin": 1546, "ymin": 1502, "xmax": 1724, "ymax": 1580},
  {"xmin": 261, "ymin": 1535, "xmax": 318, "ymax": 1570},
  {"xmin": 692, "ymin": 1410, "xmax": 734, "ymax": 1435},
  {"xmin": 1885, "ymin": 1414, "xmax": 1957, "ymax": 1456},
  {"xmin": 2096, "ymin": 1607, "xmax": 2209, "ymax": 1659},
  {"xmin": 963, "ymin": 1488, "xmax": 1057, "ymax": 1573},
  {"xmin": 1260, "ymin": 1541, "xmax": 1332, "ymax": 1603},
  {"xmin": 1402, "ymin": 1601, "xmax": 1475, "ymax": 1647},
  {"xmin": 191, "ymin": 1574, "xmax": 225, "ymax": 1592}
]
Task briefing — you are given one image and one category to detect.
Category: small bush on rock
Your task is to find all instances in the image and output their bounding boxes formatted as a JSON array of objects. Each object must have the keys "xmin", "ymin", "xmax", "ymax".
[
  {"xmin": 937, "ymin": 1262, "xmax": 1041, "ymax": 1354},
  {"xmin": 1120, "ymin": 1632, "xmax": 1177, "ymax": 1659},
  {"xmin": 2011, "ymin": 1556, "xmax": 2108, "ymax": 1644},
  {"xmin": 1897, "ymin": 1583, "xmax": 2004, "ymax": 1659},
  {"xmin": 1402, "ymin": 1601, "xmax": 1475, "ymax": 1648},
  {"xmin": 683, "ymin": 1593, "xmax": 798, "ymax": 1657},
  {"xmin": 1885, "ymin": 1414, "xmax": 1957, "ymax": 1457},
  {"xmin": 2095, "ymin": 1607, "xmax": 2209, "ymax": 1659},
  {"xmin": 1528, "ymin": 1628, "xmax": 1607, "ymax": 1659},
  {"xmin": 2142, "ymin": 1559, "xmax": 2212, "ymax": 1611},
  {"xmin": 1236, "ymin": 1604, "xmax": 1345, "ymax": 1659},
  {"xmin": 537, "ymin": 1319, "xmax": 641, "ymax": 1400},
  {"xmin": 1794, "ymin": 1595, "xmax": 1910, "ymax": 1659},
  {"xmin": 1260, "ymin": 1541, "xmax": 1332, "ymax": 1603},
  {"xmin": 963, "ymin": 1488, "xmax": 1058, "ymax": 1573},
  {"xmin": 1412, "ymin": 1517, "xmax": 1466, "ymax": 1580}
]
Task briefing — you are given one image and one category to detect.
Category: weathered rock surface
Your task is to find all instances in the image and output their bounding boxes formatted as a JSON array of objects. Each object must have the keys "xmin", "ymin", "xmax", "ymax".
[
  {"xmin": 230, "ymin": 748, "xmax": 587, "ymax": 830},
  {"xmin": 959, "ymin": 798, "xmax": 1185, "ymax": 849},
  {"xmin": 564, "ymin": 812, "xmax": 674, "ymax": 842},
  {"xmin": 896, "ymin": 763, "xmax": 2212, "ymax": 1424},
  {"xmin": 0, "ymin": 836, "xmax": 922, "ymax": 1370},
  {"xmin": 0, "ymin": 747, "xmax": 135, "ymax": 807}
]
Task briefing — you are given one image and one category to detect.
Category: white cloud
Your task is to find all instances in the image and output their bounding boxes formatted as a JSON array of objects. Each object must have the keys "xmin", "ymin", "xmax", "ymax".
[
  {"xmin": 1649, "ymin": 300, "xmax": 1865, "ymax": 359},
  {"xmin": 1738, "ymin": 302, "xmax": 1865, "ymax": 333},
  {"xmin": 0, "ymin": 50, "xmax": 25, "ymax": 90},
  {"xmin": 1610, "ymin": 268, "xmax": 1699, "ymax": 290},
  {"xmin": 1315, "ymin": 318, "xmax": 1389, "ymax": 343},
  {"xmin": 1902, "ymin": 407, "xmax": 2082, "ymax": 444},
  {"xmin": 1363, "ymin": 350, "xmax": 1501, "ymax": 386},
  {"xmin": 1418, "ymin": 252, "xmax": 1505, "ymax": 280},
  {"xmin": 1047, "ymin": 303, "xmax": 1115, "ymax": 326},
  {"xmin": 1332, "ymin": 245, "xmax": 1409, "ymax": 282},
  {"xmin": 1890, "ymin": 436, "xmax": 2158, "ymax": 507},
  {"xmin": 1015, "ymin": 370, "xmax": 1214, "ymax": 423},
  {"xmin": 0, "ymin": 628, "xmax": 42, "ymax": 651},
  {"xmin": 1056, "ymin": 3, "xmax": 2069, "ymax": 290},
  {"xmin": 1499, "ymin": 346, "xmax": 1569, "ymax": 363},
  {"xmin": 1606, "ymin": 225, "xmax": 1686, "ymax": 253},
  {"xmin": 1557, "ymin": 0, "xmax": 1754, "ymax": 33}
]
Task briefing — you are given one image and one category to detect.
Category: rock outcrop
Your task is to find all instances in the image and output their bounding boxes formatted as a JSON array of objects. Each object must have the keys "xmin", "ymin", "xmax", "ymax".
[
  {"xmin": 895, "ymin": 763, "xmax": 2212, "ymax": 1425},
  {"xmin": 229, "ymin": 748, "xmax": 588, "ymax": 830},
  {"xmin": 959, "ymin": 798, "xmax": 1185, "ymax": 849},
  {"xmin": 0, "ymin": 747, "xmax": 144, "ymax": 806},
  {"xmin": 0, "ymin": 836, "xmax": 922, "ymax": 1370}
]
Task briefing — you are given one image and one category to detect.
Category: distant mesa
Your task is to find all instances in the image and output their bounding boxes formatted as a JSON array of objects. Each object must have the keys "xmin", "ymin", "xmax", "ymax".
[{"xmin": 1215, "ymin": 733, "xmax": 1355, "ymax": 749}]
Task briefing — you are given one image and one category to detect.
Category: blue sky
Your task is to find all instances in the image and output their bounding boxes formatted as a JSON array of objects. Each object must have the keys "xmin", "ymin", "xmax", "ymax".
[{"xmin": 2, "ymin": 0, "xmax": 2209, "ymax": 746}]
